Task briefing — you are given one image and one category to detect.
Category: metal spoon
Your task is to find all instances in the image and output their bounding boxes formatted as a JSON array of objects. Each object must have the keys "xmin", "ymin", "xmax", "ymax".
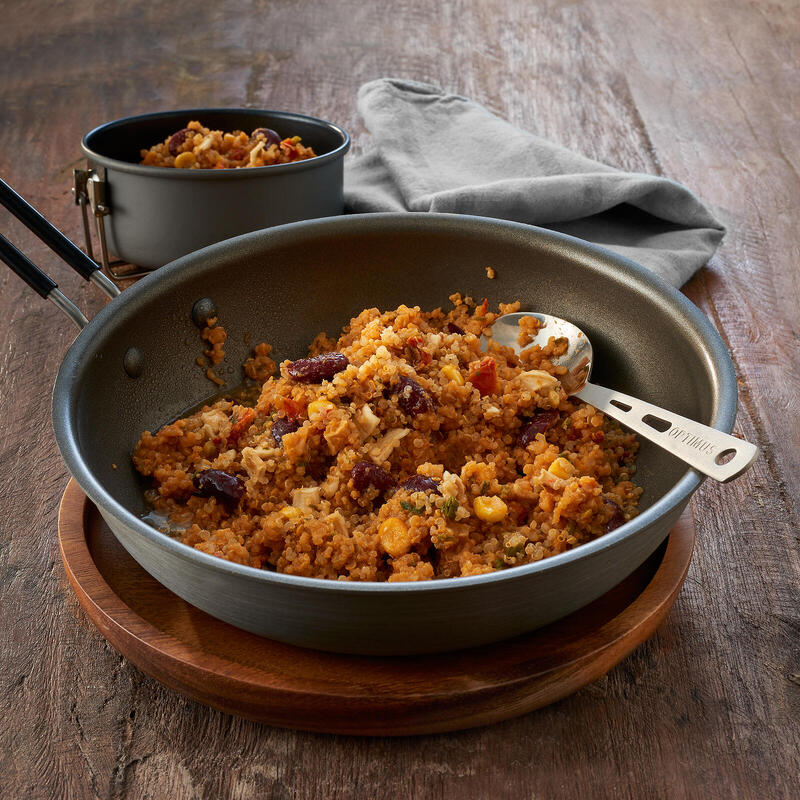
[{"xmin": 487, "ymin": 312, "xmax": 758, "ymax": 482}]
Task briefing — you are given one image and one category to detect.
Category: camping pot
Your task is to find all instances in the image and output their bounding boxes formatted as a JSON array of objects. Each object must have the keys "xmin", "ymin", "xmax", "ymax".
[{"xmin": 77, "ymin": 108, "xmax": 350, "ymax": 271}]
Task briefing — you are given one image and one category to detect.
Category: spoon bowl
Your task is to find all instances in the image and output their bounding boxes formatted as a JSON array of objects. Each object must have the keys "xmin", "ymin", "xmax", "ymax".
[
  {"xmin": 489, "ymin": 311, "xmax": 593, "ymax": 394},
  {"xmin": 488, "ymin": 312, "xmax": 758, "ymax": 483}
]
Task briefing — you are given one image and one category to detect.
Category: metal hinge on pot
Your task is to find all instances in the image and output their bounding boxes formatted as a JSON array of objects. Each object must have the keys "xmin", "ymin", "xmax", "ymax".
[{"xmin": 72, "ymin": 167, "xmax": 155, "ymax": 282}]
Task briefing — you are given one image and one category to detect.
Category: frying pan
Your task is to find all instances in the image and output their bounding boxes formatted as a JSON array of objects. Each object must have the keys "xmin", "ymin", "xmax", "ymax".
[{"xmin": 2, "ymin": 180, "xmax": 737, "ymax": 655}]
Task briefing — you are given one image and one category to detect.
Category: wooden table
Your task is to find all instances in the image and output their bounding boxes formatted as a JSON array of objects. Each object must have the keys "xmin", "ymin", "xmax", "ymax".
[{"xmin": 1, "ymin": 1, "xmax": 797, "ymax": 797}]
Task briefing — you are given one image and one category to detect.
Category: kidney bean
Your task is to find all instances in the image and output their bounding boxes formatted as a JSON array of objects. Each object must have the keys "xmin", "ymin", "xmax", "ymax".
[
  {"xmin": 286, "ymin": 352, "xmax": 349, "ymax": 383},
  {"xmin": 271, "ymin": 417, "xmax": 299, "ymax": 446},
  {"xmin": 168, "ymin": 128, "xmax": 193, "ymax": 156},
  {"xmin": 251, "ymin": 127, "xmax": 281, "ymax": 147},
  {"xmin": 604, "ymin": 500, "xmax": 626, "ymax": 532},
  {"xmin": 399, "ymin": 475, "xmax": 442, "ymax": 495},
  {"xmin": 397, "ymin": 376, "xmax": 436, "ymax": 416},
  {"xmin": 446, "ymin": 322, "xmax": 465, "ymax": 335},
  {"xmin": 193, "ymin": 470, "xmax": 246, "ymax": 508},
  {"xmin": 518, "ymin": 410, "xmax": 560, "ymax": 447},
  {"xmin": 351, "ymin": 462, "xmax": 396, "ymax": 494}
]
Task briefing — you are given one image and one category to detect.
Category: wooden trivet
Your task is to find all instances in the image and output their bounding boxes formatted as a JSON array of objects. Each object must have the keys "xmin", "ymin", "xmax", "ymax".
[{"xmin": 58, "ymin": 479, "xmax": 694, "ymax": 735}]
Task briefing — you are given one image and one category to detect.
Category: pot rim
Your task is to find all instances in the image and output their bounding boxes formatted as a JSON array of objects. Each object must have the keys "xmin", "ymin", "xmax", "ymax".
[
  {"xmin": 80, "ymin": 107, "xmax": 351, "ymax": 179},
  {"xmin": 52, "ymin": 212, "xmax": 736, "ymax": 595}
]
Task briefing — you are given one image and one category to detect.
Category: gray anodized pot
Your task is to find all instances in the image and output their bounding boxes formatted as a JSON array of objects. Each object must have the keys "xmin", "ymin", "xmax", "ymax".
[
  {"xmin": 81, "ymin": 108, "xmax": 350, "ymax": 269},
  {"xmin": 51, "ymin": 214, "xmax": 737, "ymax": 655}
]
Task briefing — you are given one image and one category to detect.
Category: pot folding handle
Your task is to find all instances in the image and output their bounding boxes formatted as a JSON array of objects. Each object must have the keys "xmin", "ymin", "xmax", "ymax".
[{"xmin": 0, "ymin": 177, "xmax": 119, "ymax": 300}]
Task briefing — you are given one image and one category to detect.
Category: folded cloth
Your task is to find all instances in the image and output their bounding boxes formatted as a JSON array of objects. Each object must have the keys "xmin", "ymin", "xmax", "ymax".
[{"xmin": 344, "ymin": 78, "xmax": 725, "ymax": 287}]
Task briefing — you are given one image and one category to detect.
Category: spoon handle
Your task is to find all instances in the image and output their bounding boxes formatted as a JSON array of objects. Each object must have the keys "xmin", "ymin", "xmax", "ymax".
[{"xmin": 576, "ymin": 382, "xmax": 758, "ymax": 483}]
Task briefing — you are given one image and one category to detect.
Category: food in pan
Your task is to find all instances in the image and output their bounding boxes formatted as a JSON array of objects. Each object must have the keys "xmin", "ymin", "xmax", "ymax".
[
  {"xmin": 133, "ymin": 297, "xmax": 641, "ymax": 582},
  {"xmin": 140, "ymin": 120, "xmax": 317, "ymax": 169}
]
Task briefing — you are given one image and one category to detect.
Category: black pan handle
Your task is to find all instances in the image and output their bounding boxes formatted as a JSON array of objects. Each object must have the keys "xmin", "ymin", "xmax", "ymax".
[
  {"xmin": 0, "ymin": 177, "xmax": 119, "ymax": 299},
  {"xmin": 0, "ymin": 233, "xmax": 56, "ymax": 297},
  {"xmin": 0, "ymin": 233, "xmax": 88, "ymax": 328}
]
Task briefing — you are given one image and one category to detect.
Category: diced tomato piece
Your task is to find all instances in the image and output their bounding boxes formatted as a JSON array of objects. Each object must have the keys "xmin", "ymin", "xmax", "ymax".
[
  {"xmin": 228, "ymin": 408, "xmax": 255, "ymax": 443},
  {"xmin": 468, "ymin": 357, "xmax": 498, "ymax": 396},
  {"xmin": 278, "ymin": 397, "xmax": 305, "ymax": 418},
  {"xmin": 405, "ymin": 335, "xmax": 432, "ymax": 365}
]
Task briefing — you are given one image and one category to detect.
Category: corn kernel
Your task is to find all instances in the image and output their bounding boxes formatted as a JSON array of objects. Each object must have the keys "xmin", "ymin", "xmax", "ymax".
[
  {"xmin": 548, "ymin": 457, "xmax": 575, "ymax": 479},
  {"xmin": 307, "ymin": 398, "xmax": 334, "ymax": 421},
  {"xmin": 378, "ymin": 517, "xmax": 412, "ymax": 558},
  {"xmin": 442, "ymin": 364, "xmax": 465, "ymax": 385},
  {"xmin": 174, "ymin": 151, "xmax": 196, "ymax": 168},
  {"xmin": 473, "ymin": 495, "xmax": 508, "ymax": 523}
]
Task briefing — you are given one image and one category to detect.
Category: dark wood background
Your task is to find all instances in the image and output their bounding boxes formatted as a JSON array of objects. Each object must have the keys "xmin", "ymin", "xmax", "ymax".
[{"xmin": 1, "ymin": 1, "xmax": 797, "ymax": 797}]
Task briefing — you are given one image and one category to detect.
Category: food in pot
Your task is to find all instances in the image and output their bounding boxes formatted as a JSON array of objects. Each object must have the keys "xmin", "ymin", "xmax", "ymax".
[
  {"xmin": 133, "ymin": 296, "xmax": 642, "ymax": 582},
  {"xmin": 140, "ymin": 120, "xmax": 317, "ymax": 169}
]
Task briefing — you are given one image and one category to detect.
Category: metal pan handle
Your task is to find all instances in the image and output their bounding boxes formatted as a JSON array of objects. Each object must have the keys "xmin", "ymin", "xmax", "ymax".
[
  {"xmin": 577, "ymin": 381, "xmax": 758, "ymax": 483},
  {"xmin": 0, "ymin": 178, "xmax": 119, "ymax": 299},
  {"xmin": 0, "ymin": 234, "xmax": 87, "ymax": 328}
]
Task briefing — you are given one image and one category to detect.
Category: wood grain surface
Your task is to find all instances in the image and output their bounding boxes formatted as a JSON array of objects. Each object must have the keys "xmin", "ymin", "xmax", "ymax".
[{"xmin": 0, "ymin": 0, "xmax": 797, "ymax": 797}]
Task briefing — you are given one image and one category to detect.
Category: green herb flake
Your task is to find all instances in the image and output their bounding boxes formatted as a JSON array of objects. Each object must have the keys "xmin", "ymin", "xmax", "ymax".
[
  {"xmin": 492, "ymin": 557, "xmax": 506, "ymax": 570},
  {"xmin": 400, "ymin": 500, "xmax": 425, "ymax": 515},
  {"xmin": 441, "ymin": 497, "xmax": 459, "ymax": 520},
  {"xmin": 479, "ymin": 480, "xmax": 489, "ymax": 495}
]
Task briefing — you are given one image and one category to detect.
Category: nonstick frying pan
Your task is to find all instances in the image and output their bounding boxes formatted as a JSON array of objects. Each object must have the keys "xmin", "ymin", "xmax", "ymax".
[{"xmin": 2, "ymin": 179, "xmax": 738, "ymax": 655}]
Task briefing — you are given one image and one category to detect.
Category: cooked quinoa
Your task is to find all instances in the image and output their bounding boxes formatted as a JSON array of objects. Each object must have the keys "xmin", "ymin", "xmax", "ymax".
[
  {"xmin": 133, "ymin": 296, "xmax": 641, "ymax": 582},
  {"xmin": 140, "ymin": 120, "xmax": 317, "ymax": 169}
]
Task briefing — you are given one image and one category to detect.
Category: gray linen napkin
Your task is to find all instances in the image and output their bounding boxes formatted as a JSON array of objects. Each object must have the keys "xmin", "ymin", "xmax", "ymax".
[{"xmin": 344, "ymin": 79, "xmax": 725, "ymax": 287}]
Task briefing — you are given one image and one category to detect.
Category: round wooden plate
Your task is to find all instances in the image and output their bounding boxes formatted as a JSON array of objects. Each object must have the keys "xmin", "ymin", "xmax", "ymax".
[{"xmin": 58, "ymin": 479, "xmax": 694, "ymax": 735}]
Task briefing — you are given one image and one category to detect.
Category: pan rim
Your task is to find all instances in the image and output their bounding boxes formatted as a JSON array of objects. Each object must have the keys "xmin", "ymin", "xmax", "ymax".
[
  {"xmin": 52, "ymin": 212, "xmax": 735, "ymax": 594},
  {"xmin": 80, "ymin": 107, "xmax": 350, "ymax": 179}
]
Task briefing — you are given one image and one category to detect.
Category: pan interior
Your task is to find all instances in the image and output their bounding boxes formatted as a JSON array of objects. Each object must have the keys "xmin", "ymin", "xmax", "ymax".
[{"xmin": 62, "ymin": 216, "xmax": 720, "ymax": 528}]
